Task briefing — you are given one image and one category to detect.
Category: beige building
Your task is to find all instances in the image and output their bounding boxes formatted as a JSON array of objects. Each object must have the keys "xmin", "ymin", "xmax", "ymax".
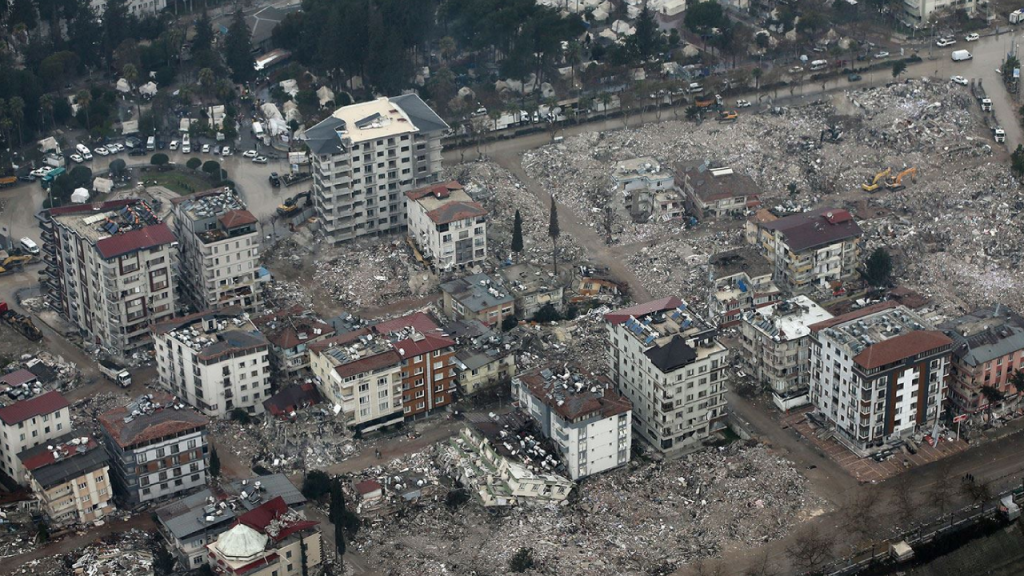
[
  {"xmin": 681, "ymin": 165, "xmax": 761, "ymax": 220},
  {"xmin": 172, "ymin": 188, "xmax": 266, "ymax": 314},
  {"xmin": 252, "ymin": 306, "xmax": 336, "ymax": 377},
  {"xmin": 440, "ymin": 274, "xmax": 515, "ymax": 328},
  {"xmin": 207, "ymin": 496, "xmax": 322, "ymax": 576},
  {"xmin": 41, "ymin": 200, "xmax": 177, "ymax": 357},
  {"xmin": 304, "ymin": 95, "xmax": 448, "ymax": 245},
  {"xmin": 0, "ymin": 391, "xmax": 72, "ymax": 482},
  {"xmin": 405, "ymin": 181, "xmax": 488, "ymax": 269},
  {"xmin": 19, "ymin": 431, "xmax": 114, "ymax": 527},
  {"xmin": 455, "ymin": 348, "xmax": 517, "ymax": 396},
  {"xmin": 707, "ymin": 248, "xmax": 782, "ymax": 328},
  {"xmin": 499, "ymin": 263, "xmax": 566, "ymax": 319}
]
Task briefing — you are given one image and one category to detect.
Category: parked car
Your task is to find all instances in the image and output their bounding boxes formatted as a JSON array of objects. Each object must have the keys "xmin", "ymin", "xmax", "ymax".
[
  {"xmin": 129, "ymin": 148, "xmax": 146, "ymax": 156},
  {"xmin": 221, "ymin": 147, "xmax": 232, "ymax": 156},
  {"xmin": 243, "ymin": 150, "xmax": 258, "ymax": 158},
  {"xmin": 951, "ymin": 75, "xmax": 969, "ymax": 86},
  {"xmin": 202, "ymin": 144, "xmax": 210, "ymax": 153},
  {"xmin": 182, "ymin": 142, "xmax": 191, "ymax": 153},
  {"xmin": 847, "ymin": 73, "xmax": 863, "ymax": 82},
  {"xmin": 874, "ymin": 51, "xmax": 890, "ymax": 59},
  {"xmin": 735, "ymin": 99, "xmax": 751, "ymax": 108},
  {"xmin": 157, "ymin": 140, "xmax": 166, "ymax": 150},
  {"xmin": 94, "ymin": 146, "xmax": 109, "ymax": 156},
  {"xmin": 252, "ymin": 156, "xmax": 268, "ymax": 164},
  {"xmin": 965, "ymin": 33, "xmax": 980, "ymax": 42},
  {"xmin": 936, "ymin": 37, "xmax": 956, "ymax": 47},
  {"xmin": 70, "ymin": 154, "xmax": 84, "ymax": 163},
  {"xmin": 111, "ymin": 143, "xmax": 125, "ymax": 153},
  {"xmin": 169, "ymin": 140, "xmax": 179, "ymax": 151},
  {"xmin": 30, "ymin": 167, "xmax": 49, "ymax": 178}
]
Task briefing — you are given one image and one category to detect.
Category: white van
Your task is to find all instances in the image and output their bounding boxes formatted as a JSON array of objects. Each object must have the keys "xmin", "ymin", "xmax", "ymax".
[
  {"xmin": 182, "ymin": 134, "xmax": 191, "ymax": 154},
  {"xmin": 809, "ymin": 59, "xmax": 828, "ymax": 71},
  {"xmin": 20, "ymin": 238, "xmax": 39, "ymax": 255},
  {"xmin": 951, "ymin": 50, "xmax": 973, "ymax": 62},
  {"xmin": 76, "ymin": 144, "xmax": 92, "ymax": 160}
]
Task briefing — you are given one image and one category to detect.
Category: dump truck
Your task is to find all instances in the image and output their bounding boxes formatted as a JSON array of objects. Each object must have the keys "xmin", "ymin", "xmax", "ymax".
[
  {"xmin": 98, "ymin": 359, "xmax": 132, "ymax": 387},
  {"xmin": 994, "ymin": 126, "xmax": 1006, "ymax": 143},
  {"xmin": 886, "ymin": 167, "xmax": 917, "ymax": 191},
  {"xmin": 972, "ymin": 81, "xmax": 993, "ymax": 112},
  {"xmin": 862, "ymin": 168, "xmax": 891, "ymax": 192},
  {"xmin": 694, "ymin": 94, "xmax": 723, "ymax": 109},
  {"xmin": 277, "ymin": 190, "xmax": 312, "ymax": 217},
  {"xmin": 0, "ymin": 175, "xmax": 16, "ymax": 189},
  {"xmin": 716, "ymin": 110, "xmax": 739, "ymax": 123},
  {"xmin": 0, "ymin": 302, "xmax": 43, "ymax": 342}
]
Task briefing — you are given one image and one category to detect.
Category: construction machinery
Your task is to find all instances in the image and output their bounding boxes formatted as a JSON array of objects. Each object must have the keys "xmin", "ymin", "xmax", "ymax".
[
  {"xmin": 0, "ymin": 302, "xmax": 43, "ymax": 342},
  {"xmin": 695, "ymin": 94, "xmax": 723, "ymax": 109},
  {"xmin": 886, "ymin": 167, "xmax": 917, "ymax": 191},
  {"xmin": 277, "ymin": 191, "xmax": 312, "ymax": 217},
  {"xmin": 861, "ymin": 168, "xmax": 891, "ymax": 192},
  {"xmin": 0, "ymin": 255, "xmax": 32, "ymax": 275},
  {"xmin": 716, "ymin": 110, "xmax": 739, "ymax": 123}
]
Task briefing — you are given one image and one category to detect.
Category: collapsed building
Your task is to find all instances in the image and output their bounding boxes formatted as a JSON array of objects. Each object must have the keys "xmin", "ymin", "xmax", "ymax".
[
  {"xmin": 680, "ymin": 163, "xmax": 762, "ymax": 220},
  {"xmin": 252, "ymin": 305, "xmax": 335, "ymax": 377},
  {"xmin": 707, "ymin": 247, "xmax": 782, "ymax": 328},
  {"xmin": 498, "ymin": 263, "xmax": 567, "ymax": 319},
  {"xmin": 611, "ymin": 157, "xmax": 683, "ymax": 222},
  {"xmin": 18, "ymin": 430, "xmax": 114, "ymax": 527},
  {"xmin": 440, "ymin": 273, "xmax": 515, "ymax": 328},
  {"xmin": 449, "ymin": 320, "xmax": 518, "ymax": 396}
]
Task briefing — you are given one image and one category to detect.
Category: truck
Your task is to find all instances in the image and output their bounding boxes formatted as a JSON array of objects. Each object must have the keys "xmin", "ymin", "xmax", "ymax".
[
  {"xmin": 1011, "ymin": 8, "xmax": 1024, "ymax": 24},
  {"xmin": 98, "ymin": 359, "xmax": 132, "ymax": 387},
  {"xmin": 951, "ymin": 49, "xmax": 973, "ymax": 62},
  {"xmin": 972, "ymin": 81, "xmax": 993, "ymax": 112},
  {"xmin": 0, "ymin": 176, "xmax": 16, "ymax": 188},
  {"xmin": 40, "ymin": 166, "xmax": 65, "ymax": 189},
  {"xmin": 994, "ymin": 126, "xmax": 1006, "ymax": 143}
]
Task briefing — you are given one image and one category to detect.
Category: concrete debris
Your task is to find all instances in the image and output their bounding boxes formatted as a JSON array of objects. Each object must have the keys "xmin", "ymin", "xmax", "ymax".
[{"xmin": 21, "ymin": 529, "xmax": 157, "ymax": 575}]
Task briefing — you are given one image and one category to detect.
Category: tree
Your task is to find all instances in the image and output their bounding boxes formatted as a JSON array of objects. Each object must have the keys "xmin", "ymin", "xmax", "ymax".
[
  {"xmin": 627, "ymin": 4, "xmax": 662, "ymax": 63},
  {"xmin": 198, "ymin": 68, "xmax": 215, "ymax": 102},
  {"xmin": 8, "ymin": 0, "xmax": 37, "ymax": 30},
  {"xmin": 980, "ymin": 384, "xmax": 1005, "ymax": 415},
  {"xmin": 209, "ymin": 446, "xmax": 221, "ymax": 478},
  {"xmin": 501, "ymin": 315, "xmax": 519, "ymax": 332},
  {"xmin": 439, "ymin": 36, "xmax": 457, "ymax": 63},
  {"xmin": 224, "ymin": 10, "xmax": 256, "ymax": 84},
  {"xmin": 109, "ymin": 159, "xmax": 126, "ymax": 178},
  {"xmin": 1013, "ymin": 145, "xmax": 1024, "ymax": 179},
  {"xmin": 8, "ymin": 97, "xmax": 24, "ymax": 146},
  {"xmin": 103, "ymin": 0, "xmax": 131, "ymax": 59},
  {"xmin": 1009, "ymin": 369, "xmax": 1024, "ymax": 412},
  {"xmin": 511, "ymin": 209, "xmax": 524, "ymax": 255},
  {"xmin": 892, "ymin": 60, "xmax": 907, "ymax": 79},
  {"xmin": 75, "ymin": 90, "xmax": 91, "ymax": 129},
  {"xmin": 186, "ymin": 157, "xmax": 202, "ymax": 170},
  {"xmin": 150, "ymin": 153, "xmax": 169, "ymax": 167},
  {"xmin": 509, "ymin": 547, "xmax": 535, "ymax": 573},
  {"xmin": 548, "ymin": 196, "xmax": 560, "ymax": 275},
  {"xmin": 40, "ymin": 94, "xmax": 55, "ymax": 129},
  {"xmin": 684, "ymin": 1, "xmax": 727, "ymax": 49},
  {"xmin": 193, "ymin": 10, "xmax": 213, "ymax": 55},
  {"xmin": 202, "ymin": 160, "xmax": 222, "ymax": 180},
  {"xmin": 929, "ymin": 463, "xmax": 955, "ymax": 515},
  {"xmin": 864, "ymin": 247, "xmax": 892, "ymax": 287},
  {"xmin": 891, "ymin": 480, "xmax": 916, "ymax": 529},
  {"xmin": 785, "ymin": 528, "xmax": 834, "ymax": 574},
  {"xmin": 302, "ymin": 470, "xmax": 332, "ymax": 500}
]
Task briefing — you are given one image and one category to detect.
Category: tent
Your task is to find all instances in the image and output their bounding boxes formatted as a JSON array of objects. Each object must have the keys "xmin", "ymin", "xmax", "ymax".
[
  {"xmin": 93, "ymin": 177, "xmax": 114, "ymax": 194},
  {"xmin": 71, "ymin": 188, "xmax": 90, "ymax": 204},
  {"xmin": 116, "ymin": 78, "xmax": 131, "ymax": 93},
  {"xmin": 38, "ymin": 137, "xmax": 59, "ymax": 154},
  {"xmin": 121, "ymin": 119, "xmax": 139, "ymax": 135},
  {"xmin": 139, "ymin": 82, "xmax": 158, "ymax": 97},
  {"xmin": 316, "ymin": 85, "xmax": 335, "ymax": 108}
]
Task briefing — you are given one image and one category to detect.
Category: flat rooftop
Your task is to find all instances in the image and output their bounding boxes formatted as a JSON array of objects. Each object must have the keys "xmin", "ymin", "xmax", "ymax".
[
  {"xmin": 500, "ymin": 263, "xmax": 563, "ymax": 296},
  {"xmin": 811, "ymin": 303, "xmax": 951, "ymax": 369},
  {"xmin": 441, "ymin": 274, "xmax": 514, "ymax": 313},
  {"xmin": 330, "ymin": 98, "xmax": 417, "ymax": 143},
  {"xmin": 50, "ymin": 200, "xmax": 174, "ymax": 259},
  {"xmin": 613, "ymin": 157, "xmax": 671, "ymax": 180},
  {"xmin": 154, "ymin": 309, "xmax": 266, "ymax": 362},
  {"xmin": 518, "ymin": 365, "xmax": 630, "ymax": 422},
  {"xmin": 743, "ymin": 296, "xmax": 833, "ymax": 342},
  {"xmin": 606, "ymin": 296, "xmax": 725, "ymax": 371},
  {"xmin": 710, "ymin": 247, "xmax": 773, "ymax": 280},
  {"xmin": 938, "ymin": 304, "xmax": 1024, "ymax": 367}
]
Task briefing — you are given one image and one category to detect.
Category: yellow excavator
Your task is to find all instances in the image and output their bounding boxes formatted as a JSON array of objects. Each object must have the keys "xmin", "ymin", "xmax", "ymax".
[
  {"xmin": 861, "ymin": 168, "xmax": 891, "ymax": 192},
  {"xmin": 886, "ymin": 167, "xmax": 917, "ymax": 191},
  {"xmin": 0, "ymin": 255, "xmax": 31, "ymax": 275},
  {"xmin": 716, "ymin": 110, "xmax": 739, "ymax": 123}
]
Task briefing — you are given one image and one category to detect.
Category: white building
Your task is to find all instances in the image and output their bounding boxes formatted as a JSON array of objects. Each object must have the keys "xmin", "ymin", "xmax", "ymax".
[
  {"xmin": 303, "ymin": 95, "xmax": 448, "ymax": 245},
  {"xmin": 738, "ymin": 296, "xmax": 832, "ymax": 410},
  {"xmin": 707, "ymin": 247, "xmax": 782, "ymax": 328},
  {"xmin": 605, "ymin": 297, "xmax": 729, "ymax": 454},
  {"xmin": 0, "ymin": 391, "xmax": 71, "ymax": 483},
  {"xmin": 514, "ymin": 365, "xmax": 632, "ymax": 480},
  {"xmin": 90, "ymin": 0, "xmax": 166, "ymax": 16},
  {"xmin": 154, "ymin": 309, "xmax": 271, "ymax": 418},
  {"xmin": 611, "ymin": 157, "xmax": 683, "ymax": 221},
  {"xmin": 172, "ymin": 188, "xmax": 266, "ymax": 314},
  {"xmin": 206, "ymin": 496, "xmax": 322, "ymax": 576},
  {"xmin": 41, "ymin": 200, "xmax": 177, "ymax": 358},
  {"xmin": 809, "ymin": 302, "xmax": 952, "ymax": 454},
  {"xmin": 901, "ymin": 0, "xmax": 977, "ymax": 27},
  {"xmin": 98, "ymin": 393, "xmax": 209, "ymax": 507},
  {"xmin": 405, "ymin": 181, "xmax": 488, "ymax": 269}
]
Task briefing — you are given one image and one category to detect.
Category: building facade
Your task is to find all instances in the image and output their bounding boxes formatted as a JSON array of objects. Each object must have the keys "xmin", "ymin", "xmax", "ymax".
[
  {"xmin": 405, "ymin": 181, "xmax": 487, "ymax": 269},
  {"xmin": 455, "ymin": 348, "xmax": 516, "ymax": 396},
  {"xmin": 707, "ymin": 248, "xmax": 782, "ymax": 328},
  {"xmin": 154, "ymin": 309, "xmax": 271, "ymax": 417},
  {"xmin": 612, "ymin": 157, "xmax": 683, "ymax": 222},
  {"xmin": 309, "ymin": 331, "xmax": 404, "ymax": 432},
  {"xmin": 514, "ymin": 366, "xmax": 632, "ymax": 479},
  {"xmin": 304, "ymin": 95, "xmax": 448, "ymax": 245},
  {"xmin": 0, "ymin": 392, "xmax": 71, "ymax": 483},
  {"xmin": 605, "ymin": 297, "xmax": 729, "ymax": 453},
  {"xmin": 41, "ymin": 200, "xmax": 177, "ymax": 357},
  {"xmin": 938, "ymin": 304, "xmax": 1024, "ymax": 414},
  {"xmin": 681, "ymin": 165, "xmax": 761, "ymax": 219},
  {"xmin": 172, "ymin": 188, "xmax": 266, "ymax": 314},
  {"xmin": 252, "ymin": 306, "xmax": 335, "ymax": 377},
  {"xmin": 19, "ymin": 431, "xmax": 114, "ymax": 527},
  {"xmin": 372, "ymin": 313, "xmax": 457, "ymax": 418},
  {"xmin": 900, "ymin": 0, "xmax": 977, "ymax": 27},
  {"xmin": 90, "ymin": 0, "xmax": 166, "ymax": 17},
  {"xmin": 809, "ymin": 303, "xmax": 952, "ymax": 453},
  {"xmin": 746, "ymin": 207, "xmax": 863, "ymax": 294},
  {"xmin": 98, "ymin": 394, "xmax": 209, "ymax": 507}
]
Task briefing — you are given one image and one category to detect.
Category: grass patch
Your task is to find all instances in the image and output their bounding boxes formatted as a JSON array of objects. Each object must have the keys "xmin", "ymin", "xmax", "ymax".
[{"xmin": 144, "ymin": 170, "xmax": 214, "ymax": 195}]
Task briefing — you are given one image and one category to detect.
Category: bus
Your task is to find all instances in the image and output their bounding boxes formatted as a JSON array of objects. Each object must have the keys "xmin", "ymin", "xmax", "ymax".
[{"xmin": 41, "ymin": 166, "xmax": 65, "ymax": 189}]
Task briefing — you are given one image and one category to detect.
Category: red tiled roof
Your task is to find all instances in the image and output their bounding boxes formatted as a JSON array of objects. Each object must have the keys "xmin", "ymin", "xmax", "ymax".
[
  {"xmin": 519, "ymin": 367, "xmax": 631, "ymax": 421},
  {"xmin": 0, "ymin": 391, "xmax": 69, "ymax": 426},
  {"xmin": 97, "ymin": 392, "xmax": 209, "ymax": 449},
  {"xmin": 95, "ymin": 223, "xmax": 176, "ymax": 259},
  {"xmin": 238, "ymin": 496, "xmax": 318, "ymax": 542},
  {"xmin": 405, "ymin": 181, "xmax": 463, "ymax": 201},
  {"xmin": 605, "ymin": 296, "xmax": 684, "ymax": 325},
  {"xmin": 808, "ymin": 301, "xmax": 899, "ymax": 333},
  {"xmin": 0, "ymin": 369, "xmax": 38, "ymax": 387},
  {"xmin": 372, "ymin": 312, "xmax": 438, "ymax": 335},
  {"xmin": 853, "ymin": 330, "xmax": 953, "ymax": 370},
  {"xmin": 426, "ymin": 201, "xmax": 488, "ymax": 225},
  {"xmin": 253, "ymin": 306, "xmax": 334, "ymax": 350},
  {"xmin": 354, "ymin": 479, "xmax": 382, "ymax": 495},
  {"xmin": 219, "ymin": 210, "xmax": 258, "ymax": 229},
  {"xmin": 21, "ymin": 437, "xmax": 100, "ymax": 471},
  {"xmin": 391, "ymin": 333, "xmax": 454, "ymax": 359},
  {"xmin": 333, "ymin": 350, "xmax": 401, "ymax": 379}
]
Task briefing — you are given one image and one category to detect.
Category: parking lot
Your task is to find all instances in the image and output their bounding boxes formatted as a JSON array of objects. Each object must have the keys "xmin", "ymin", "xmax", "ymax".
[{"xmin": 782, "ymin": 407, "xmax": 970, "ymax": 483}]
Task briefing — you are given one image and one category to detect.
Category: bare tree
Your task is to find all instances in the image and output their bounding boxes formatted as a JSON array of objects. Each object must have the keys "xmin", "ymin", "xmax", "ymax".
[
  {"xmin": 841, "ymin": 490, "xmax": 880, "ymax": 542},
  {"xmin": 744, "ymin": 549, "xmax": 779, "ymax": 576},
  {"xmin": 891, "ymin": 480, "xmax": 916, "ymax": 530},
  {"xmin": 786, "ymin": 528, "xmax": 835, "ymax": 574},
  {"xmin": 961, "ymin": 476, "xmax": 992, "ymax": 505},
  {"xmin": 928, "ymin": 463, "xmax": 956, "ymax": 516}
]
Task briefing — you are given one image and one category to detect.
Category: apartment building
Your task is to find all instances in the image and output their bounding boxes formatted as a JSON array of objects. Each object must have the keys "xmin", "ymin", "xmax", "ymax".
[
  {"xmin": 707, "ymin": 248, "xmax": 783, "ymax": 328},
  {"xmin": 309, "ymin": 330, "xmax": 404, "ymax": 432},
  {"xmin": 206, "ymin": 496, "xmax": 322, "ymax": 576},
  {"xmin": 900, "ymin": 0, "xmax": 976, "ymax": 27},
  {"xmin": 172, "ymin": 188, "xmax": 266, "ymax": 314},
  {"xmin": 304, "ymin": 95, "xmax": 448, "ymax": 244},
  {"xmin": 154, "ymin": 309, "xmax": 271, "ymax": 417},
  {"xmin": 514, "ymin": 366, "xmax": 632, "ymax": 479},
  {"xmin": 440, "ymin": 273, "xmax": 515, "ymax": 327},
  {"xmin": 405, "ymin": 181, "xmax": 488, "ymax": 269},
  {"xmin": 98, "ymin": 393, "xmax": 209, "ymax": 507},
  {"xmin": 41, "ymin": 200, "xmax": 177, "ymax": 357},
  {"xmin": 0, "ymin": 391, "xmax": 71, "ymax": 483},
  {"xmin": 455, "ymin": 348, "xmax": 516, "ymax": 396},
  {"xmin": 19, "ymin": 431, "xmax": 114, "ymax": 527},
  {"xmin": 681, "ymin": 165, "xmax": 761, "ymax": 220},
  {"xmin": 371, "ymin": 313, "xmax": 457, "ymax": 418},
  {"xmin": 611, "ymin": 158, "xmax": 683, "ymax": 222},
  {"xmin": 252, "ymin": 306, "xmax": 335, "ymax": 377},
  {"xmin": 738, "ymin": 296, "xmax": 833, "ymax": 410},
  {"xmin": 90, "ymin": 0, "xmax": 166, "ymax": 17},
  {"xmin": 746, "ymin": 208, "xmax": 863, "ymax": 294},
  {"xmin": 938, "ymin": 304, "xmax": 1024, "ymax": 414},
  {"xmin": 605, "ymin": 297, "xmax": 729, "ymax": 453},
  {"xmin": 809, "ymin": 302, "xmax": 952, "ymax": 453}
]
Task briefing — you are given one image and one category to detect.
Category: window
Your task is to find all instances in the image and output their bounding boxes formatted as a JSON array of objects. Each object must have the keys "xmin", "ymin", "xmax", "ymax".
[{"xmin": 358, "ymin": 383, "xmax": 370, "ymax": 392}]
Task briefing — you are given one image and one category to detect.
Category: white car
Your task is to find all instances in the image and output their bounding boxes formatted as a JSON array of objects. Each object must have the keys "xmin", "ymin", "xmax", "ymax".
[
  {"xmin": 169, "ymin": 140, "xmax": 179, "ymax": 151},
  {"xmin": 182, "ymin": 143, "xmax": 191, "ymax": 154},
  {"xmin": 242, "ymin": 150, "xmax": 258, "ymax": 158},
  {"xmin": 936, "ymin": 38, "xmax": 956, "ymax": 47},
  {"xmin": 202, "ymin": 144, "xmax": 210, "ymax": 153},
  {"xmin": 221, "ymin": 147, "xmax": 232, "ymax": 156},
  {"xmin": 94, "ymin": 146, "xmax": 109, "ymax": 156},
  {"xmin": 252, "ymin": 155, "xmax": 268, "ymax": 164},
  {"xmin": 111, "ymin": 143, "xmax": 125, "ymax": 153},
  {"xmin": 736, "ymin": 99, "xmax": 751, "ymax": 108},
  {"xmin": 70, "ymin": 153, "xmax": 84, "ymax": 163},
  {"xmin": 951, "ymin": 75, "xmax": 969, "ymax": 86},
  {"xmin": 874, "ymin": 51, "xmax": 890, "ymax": 59},
  {"xmin": 966, "ymin": 33, "xmax": 980, "ymax": 42},
  {"xmin": 30, "ymin": 167, "xmax": 49, "ymax": 178}
]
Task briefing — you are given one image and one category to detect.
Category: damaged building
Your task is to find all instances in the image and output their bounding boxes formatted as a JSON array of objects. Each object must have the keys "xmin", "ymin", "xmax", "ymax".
[
  {"xmin": 499, "ymin": 263, "xmax": 567, "ymax": 319},
  {"xmin": 938, "ymin": 304, "xmax": 1024, "ymax": 414},
  {"xmin": 680, "ymin": 164, "xmax": 761, "ymax": 220},
  {"xmin": 707, "ymin": 248, "xmax": 782, "ymax": 328},
  {"xmin": 372, "ymin": 313, "xmax": 457, "ymax": 418},
  {"xmin": 611, "ymin": 157, "xmax": 683, "ymax": 222},
  {"xmin": 252, "ymin": 305, "xmax": 335, "ymax": 377},
  {"xmin": 18, "ymin": 430, "xmax": 114, "ymax": 527},
  {"xmin": 405, "ymin": 181, "xmax": 488, "ymax": 269},
  {"xmin": 206, "ymin": 496, "xmax": 322, "ymax": 576},
  {"xmin": 440, "ymin": 273, "xmax": 515, "ymax": 328}
]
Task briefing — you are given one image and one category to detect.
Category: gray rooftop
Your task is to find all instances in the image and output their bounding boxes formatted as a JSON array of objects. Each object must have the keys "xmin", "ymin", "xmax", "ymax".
[
  {"xmin": 441, "ymin": 274, "xmax": 514, "ymax": 313},
  {"xmin": 18, "ymin": 430, "xmax": 110, "ymax": 489},
  {"xmin": 390, "ymin": 94, "xmax": 450, "ymax": 134},
  {"xmin": 710, "ymin": 247, "xmax": 772, "ymax": 280},
  {"xmin": 938, "ymin": 304, "xmax": 1024, "ymax": 367},
  {"xmin": 225, "ymin": 473, "xmax": 306, "ymax": 511},
  {"xmin": 156, "ymin": 488, "xmax": 237, "ymax": 541}
]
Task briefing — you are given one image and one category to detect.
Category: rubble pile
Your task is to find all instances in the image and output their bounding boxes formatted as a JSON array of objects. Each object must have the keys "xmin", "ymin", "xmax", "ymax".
[
  {"xmin": 354, "ymin": 444, "xmax": 819, "ymax": 575},
  {"xmin": 2, "ymin": 352, "xmax": 81, "ymax": 392},
  {"xmin": 71, "ymin": 392, "xmax": 132, "ymax": 434},
  {"xmin": 519, "ymin": 308, "xmax": 612, "ymax": 375},
  {"xmin": 210, "ymin": 407, "xmax": 357, "ymax": 472},
  {"xmin": 22, "ymin": 529, "xmax": 156, "ymax": 576},
  {"xmin": 626, "ymin": 230, "xmax": 743, "ymax": 308}
]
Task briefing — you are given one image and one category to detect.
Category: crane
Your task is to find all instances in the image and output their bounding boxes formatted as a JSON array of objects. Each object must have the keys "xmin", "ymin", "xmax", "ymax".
[
  {"xmin": 886, "ymin": 167, "xmax": 917, "ymax": 191},
  {"xmin": 861, "ymin": 168, "xmax": 891, "ymax": 192}
]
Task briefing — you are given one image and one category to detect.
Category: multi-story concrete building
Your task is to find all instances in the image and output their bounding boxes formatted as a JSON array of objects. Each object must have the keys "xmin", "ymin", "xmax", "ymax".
[
  {"xmin": 707, "ymin": 247, "xmax": 782, "ymax": 328},
  {"xmin": 309, "ymin": 330, "xmax": 404, "ymax": 432},
  {"xmin": 455, "ymin": 348, "xmax": 517, "ymax": 396},
  {"xmin": 514, "ymin": 365, "xmax": 632, "ymax": 479},
  {"xmin": 0, "ymin": 391, "xmax": 71, "ymax": 482},
  {"xmin": 605, "ymin": 297, "xmax": 729, "ymax": 453},
  {"xmin": 405, "ymin": 181, "xmax": 488, "ymax": 269},
  {"xmin": 154, "ymin": 309, "xmax": 271, "ymax": 417},
  {"xmin": 371, "ymin": 313, "xmax": 457, "ymax": 418},
  {"xmin": 738, "ymin": 296, "xmax": 833, "ymax": 410},
  {"xmin": 98, "ymin": 393, "xmax": 209, "ymax": 507},
  {"xmin": 41, "ymin": 200, "xmax": 177, "ymax": 357},
  {"xmin": 938, "ymin": 304, "xmax": 1024, "ymax": 414},
  {"xmin": 499, "ymin": 263, "xmax": 567, "ymax": 319},
  {"xmin": 681, "ymin": 164, "xmax": 762, "ymax": 220},
  {"xmin": 252, "ymin": 305, "xmax": 335, "ymax": 377},
  {"xmin": 746, "ymin": 207, "xmax": 863, "ymax": 294},
  {"xmin": 304, "ymin": 95, "xmax": 448, "ymax": 245},
  {"xmin": 809, "ymin": 302, "xmax": 952, "ymax": 453},
  {"xmin": 440, "ymin": 273, "xmax": 515, "ymax": 328},
  {"xmin": 90, "ymin": 0, "xmax": 166, "ymax": 17},
  {"xmin": 611, "ymin": 157, "xmax": 683, "ymax": 222},
  {"xmin": 206, "ymin": 496, "xmax": 322, "ymax": 576},
  {"xmin": 900, "ymin": 0, "xmax": 977, "ymax": 27},
  {"xmin": 19, "ymin": 431, "xmax": 114, "ymax": 527},
  {"xmin": 172, "ymin": 188, "xmax": 266, "ymax": 314}
]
